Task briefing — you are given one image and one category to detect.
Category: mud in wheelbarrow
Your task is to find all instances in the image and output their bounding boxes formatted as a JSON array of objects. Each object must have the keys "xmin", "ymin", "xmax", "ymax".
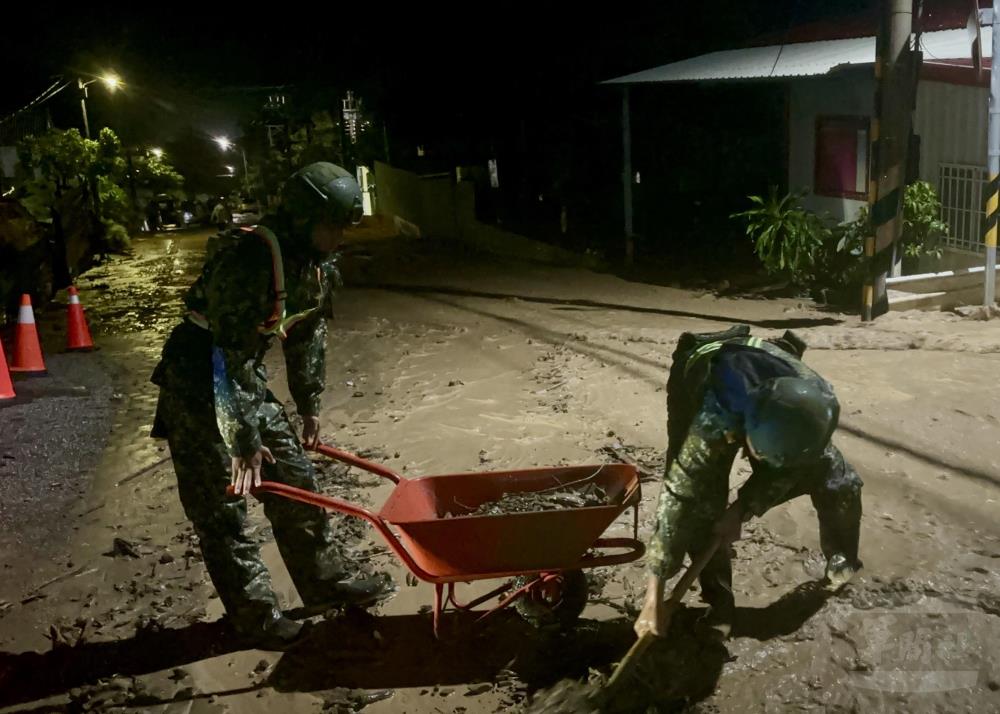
[{"xmin": 249, "ymin": 443, "xmax": 644, "ymax": 636}]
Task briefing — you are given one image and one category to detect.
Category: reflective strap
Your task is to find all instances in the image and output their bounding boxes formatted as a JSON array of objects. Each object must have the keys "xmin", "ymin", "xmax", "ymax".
[
  {"xmin": 682, "ymin": 336, "xmax": 765, "ymax": 378},
  {"xmin": 278, "ymin": 307, "xmax": 319, "ymax": 334},
  {"xmin": 684, "ymin": 340, "xmax": 724, "ymax": 378},
  {"xmin": 243, "ymin": 225, "xmax": 288, "ymax": 336},
  {"xmin": 187, "ymin": 226, "xmax": 319, "ymax": 339}
]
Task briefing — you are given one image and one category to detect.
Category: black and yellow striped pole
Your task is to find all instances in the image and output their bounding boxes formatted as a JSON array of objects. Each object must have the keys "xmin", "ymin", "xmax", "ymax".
[
  {"xmin": 863, "ymin": 0, "xmax": 915, "ymax": 322},
  {"xmin": 985, "ymin": 0, "xmax": 999, "ymax": 307},
  {"xmin": 863, "ymin": 46, "xmax": 884, "ymax": 322},
  {"xmin": 986, "ymin": 172, "xmax": 998, "ymax": 306}
]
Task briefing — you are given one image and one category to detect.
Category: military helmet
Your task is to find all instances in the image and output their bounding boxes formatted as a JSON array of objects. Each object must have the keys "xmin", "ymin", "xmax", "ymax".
[
  {"xmin": 744, "ymin": 377, "xmax": 838, "ymax": 468},
  {"xmin": 282, "ymin": 162, "xmax": 363, "ymax": 226}
]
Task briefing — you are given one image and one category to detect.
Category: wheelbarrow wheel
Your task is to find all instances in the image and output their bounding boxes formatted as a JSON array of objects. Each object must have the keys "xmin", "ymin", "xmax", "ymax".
[{"xmin": 512, "ymin": 569, "xmax": 589, "ymax": 629}]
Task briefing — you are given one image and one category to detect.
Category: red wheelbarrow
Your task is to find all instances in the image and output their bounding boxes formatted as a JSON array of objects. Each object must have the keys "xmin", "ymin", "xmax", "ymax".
[{"xmin": 247, "ymin": 443, "xmax": 644, "ymax": 637}]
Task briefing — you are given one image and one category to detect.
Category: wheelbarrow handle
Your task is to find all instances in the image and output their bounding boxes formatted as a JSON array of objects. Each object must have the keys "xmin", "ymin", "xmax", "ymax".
[
  {"xmin": 227, "ymin": 481, "xmax": 383, "ymax": 522},
  {"xmin": 307, "ymin": 442, "xmax": 402, "ymax": 483},
  {"xmin": 235, "ymin": 480, "xmax": 441, "ymax": 585}
]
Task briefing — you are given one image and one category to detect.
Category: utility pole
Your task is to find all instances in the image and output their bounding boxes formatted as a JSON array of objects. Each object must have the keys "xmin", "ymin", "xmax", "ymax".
[
  {"xmin": 863, "ymin": 0, "xmax": 918, "ymax": 321},
  {"xmin": 78, "ymin": 79, "xmax": 91, "ymax": 139},
  {"xmin": 622, "ymin": 86, "xmax": 634, "ymax": 267},
  {"xmin": 985, "ymin": 0, "xmax": 998, "ymax": 306}
]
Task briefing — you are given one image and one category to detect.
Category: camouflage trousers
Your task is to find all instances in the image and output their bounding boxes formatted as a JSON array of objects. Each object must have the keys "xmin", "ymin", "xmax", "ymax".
[
  {"xmin": 154, "ymin": 387, "xmax": 345, "ymax": 633},
  {"xmin": 652, "ymin": 442, "xmax": 863, "ymax": 612}
]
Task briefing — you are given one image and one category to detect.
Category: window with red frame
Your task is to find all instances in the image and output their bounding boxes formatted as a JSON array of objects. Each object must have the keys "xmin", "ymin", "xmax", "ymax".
[{"xmin": 815, "ymin": 116, "xmax": 870, "ymax": 199}]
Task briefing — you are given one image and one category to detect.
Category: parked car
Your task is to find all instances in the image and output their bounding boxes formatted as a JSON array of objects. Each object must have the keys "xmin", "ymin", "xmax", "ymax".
[{"xmin": 150, "ymin": 194, "xmax": 181, "ymax": 228}]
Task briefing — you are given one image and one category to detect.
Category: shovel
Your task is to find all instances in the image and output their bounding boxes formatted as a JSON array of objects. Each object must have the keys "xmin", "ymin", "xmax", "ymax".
[{"xmin": 603, "ymin": 503, "xmax": 741, "ymax": 693}]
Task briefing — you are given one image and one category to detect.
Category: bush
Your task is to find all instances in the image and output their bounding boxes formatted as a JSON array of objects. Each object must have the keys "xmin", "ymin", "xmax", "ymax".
[
  {"xmin": 902, "ymin": 180, "xmax": 947, "ymax": 260},
  {"xmin": 731, "ymin": 188, "xmax": 830, "ymax": 287},
  {"xmin": 733, "ymin": 182, "xmax": 951, "ymax": 305},
  {"xmin": 101, "ymin": 220, "xmax": 131, "ymax": 253}
]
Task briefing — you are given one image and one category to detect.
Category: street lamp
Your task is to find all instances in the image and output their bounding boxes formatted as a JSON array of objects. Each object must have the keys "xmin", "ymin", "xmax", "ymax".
[
  {"xmin": 78, "ymin": 72, "xmax": 123, "ymax": 139},
  {"xmin": 150, "ymin": 147, "xmax": 164, "ymax": 159},
  {"xmin": 214, "ymin": 135, "xmax": 251, "ymax": 198}
]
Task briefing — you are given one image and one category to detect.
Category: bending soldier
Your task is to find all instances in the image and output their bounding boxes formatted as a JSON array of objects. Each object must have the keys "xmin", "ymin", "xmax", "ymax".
[{"xmin": 635, "ymin": 325, "xmax": 862, "ymax": 639}]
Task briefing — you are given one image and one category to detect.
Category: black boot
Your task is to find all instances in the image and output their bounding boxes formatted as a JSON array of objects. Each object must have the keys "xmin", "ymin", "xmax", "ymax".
[
  {"xmin": 698, "ymin": 551, "xmax": 735, "ymax": 640},
  {"xmin": 824, "ymin": 554, "xmax": 863, "ymax": 591},
  {"xmin": 305, "ymin": 574, "xmax": 396, "ymax": 609},
  {"xmin": 237, "ymin": 615, "xmax": 307, "ymax": 651}
]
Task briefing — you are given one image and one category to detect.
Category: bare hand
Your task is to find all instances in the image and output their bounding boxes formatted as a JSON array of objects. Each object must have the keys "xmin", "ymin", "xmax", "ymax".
[
  {"xmin": 634, "ymin": 575, "xmax": 667, "ymax": 639},
  {"xmin": 301, "ymin": 416, "xmax": 321, "ymax": 449},
  {"xmin": 230, "ymin": 446, "xmax": 276, "ymax": 496}
]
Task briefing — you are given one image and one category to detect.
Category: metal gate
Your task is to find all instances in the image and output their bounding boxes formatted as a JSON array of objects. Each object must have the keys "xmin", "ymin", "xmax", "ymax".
[{"xmin": 938, "ymin": 163, "xmax": 987, "ymax": 253}]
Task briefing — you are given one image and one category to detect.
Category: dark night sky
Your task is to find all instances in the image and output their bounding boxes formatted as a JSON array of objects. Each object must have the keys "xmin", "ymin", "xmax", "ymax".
[{"xmin": 3, "ymin": 1, "xmax": 874, "ymax": 146}]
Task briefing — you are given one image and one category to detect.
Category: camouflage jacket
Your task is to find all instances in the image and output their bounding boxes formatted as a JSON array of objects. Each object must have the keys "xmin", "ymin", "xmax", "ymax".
[
  {"xmin": 667, "ymin": 337, "xmax": 839, "ymax": 518},
  {"xmin": 183, "ymin": 216, "xmax": 340, "ymax": 457}
]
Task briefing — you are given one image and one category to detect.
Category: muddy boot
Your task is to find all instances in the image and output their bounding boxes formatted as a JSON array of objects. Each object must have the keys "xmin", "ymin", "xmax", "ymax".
[
  {"xmin": 698, "ymin": 597, "xmax": 735, "ymax": 640},
  {"xmin": 238, "ymin": 615, "xmax": 307, "ymax": 651},
  {"xmin": 824, "ymin": 554, "xmax": 863, "ymax": 591},
  {"xmin": 697, "ymin": 550, "xmax": 735, "ymax": 639},
  {"xmin": 305, "ymin": 574, "xmax": 396, "ymax": 610}
]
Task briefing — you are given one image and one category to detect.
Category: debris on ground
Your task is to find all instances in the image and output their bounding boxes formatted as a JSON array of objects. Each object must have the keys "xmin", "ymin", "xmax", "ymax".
[
  {"xmin": 105, "ymin": 537, "xmax": 141, "ymax": 559},
  {"xmin": 445, "ymin": 480, "xmax": 611, "ymax": 518}
]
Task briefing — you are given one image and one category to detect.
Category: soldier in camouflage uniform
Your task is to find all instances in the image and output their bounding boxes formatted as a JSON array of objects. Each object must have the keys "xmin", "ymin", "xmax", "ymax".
[
  {"xmin": 635, "ymin": 325, "xmax": 863, "ymax": 640},
  {"xmin": 151, "ymin": 162, "xmax": 387, "ymax": 649}
]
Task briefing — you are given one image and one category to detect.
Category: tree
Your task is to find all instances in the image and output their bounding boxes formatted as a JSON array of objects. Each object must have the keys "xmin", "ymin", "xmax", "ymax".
[
  {"xmin": 14, "ymin": 126, "xmax": 185, "ymax": 283},
  {"xmin": 16, "ymin": 128, "xmax": 101, "ymax": 284}
]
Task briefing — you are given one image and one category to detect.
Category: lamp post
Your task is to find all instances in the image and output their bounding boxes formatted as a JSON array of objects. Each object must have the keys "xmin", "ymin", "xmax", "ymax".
[
  {"xmin": 214, "ymin": 136, "xmax": 252, "ymax": 198},
  {"xmin": 78, "ymin": 72, "xmax": 121, "ymax": 139}
]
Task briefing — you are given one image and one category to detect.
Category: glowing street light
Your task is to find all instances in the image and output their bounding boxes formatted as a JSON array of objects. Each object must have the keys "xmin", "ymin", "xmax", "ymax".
[
  {"xmin": 214, "ymin": 135, "xmax": 251, "ymax": 196},
  {"xmin": 77, "ymin": 70, "xmax": 124, "ymax": 139},
  {"xmin": 150, "ymin": 147, "xmax": 164, "ymax": 159},
  {"xmin": 99, "ymin": 73, "xmax": 122, "ymax": 92}
]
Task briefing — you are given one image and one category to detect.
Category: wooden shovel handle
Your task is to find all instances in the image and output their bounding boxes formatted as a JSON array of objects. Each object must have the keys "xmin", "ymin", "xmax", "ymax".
[{"xmin": 605, "ymin": 504, "xmax": 738, "ymax": 689}]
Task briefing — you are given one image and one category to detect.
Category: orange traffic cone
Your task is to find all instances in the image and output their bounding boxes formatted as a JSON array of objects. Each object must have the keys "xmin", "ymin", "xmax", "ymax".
[
  {"xmin": 66, "ymin": 286, "xmax": 94, "ymax": 351},
  {"xmin": 10, "ymin": 294, "xmax": 46, "ymax": 375},
  {"xmin": 0, "ymin": 338, "xmax": 14, "ymax": 400}
]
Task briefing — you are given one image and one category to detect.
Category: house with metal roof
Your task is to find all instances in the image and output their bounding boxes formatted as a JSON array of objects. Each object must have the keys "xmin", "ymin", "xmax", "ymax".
[{"xmin": 604, "ymin": 2, "xmax": 993, "ymax": 271}]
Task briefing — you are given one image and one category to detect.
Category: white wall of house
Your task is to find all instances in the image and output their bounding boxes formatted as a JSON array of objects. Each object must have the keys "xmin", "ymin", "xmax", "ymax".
[
  {"xmin": 788, "ymin": 70, "xmax": 875, "ymax": 223},
  {"xmin": 914, "ymin": 80, "xmax": 987, "ymax": 182},
  {"xmin": 789, "ymin": 73, "xmax": 988, "ymax": 255},
  {"xmin": 913, "ymin": 80, "xmax": 988, "ymax": 261}
]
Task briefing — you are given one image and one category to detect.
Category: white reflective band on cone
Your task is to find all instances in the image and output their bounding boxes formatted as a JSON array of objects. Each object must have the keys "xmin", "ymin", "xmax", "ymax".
[
  {"xmin": 69, "ymin": 295, "xmax": 80, "ymax": 305},
  {"xmin": 18, "ymin": 305, "xmax": 35, "ymax": 324}
]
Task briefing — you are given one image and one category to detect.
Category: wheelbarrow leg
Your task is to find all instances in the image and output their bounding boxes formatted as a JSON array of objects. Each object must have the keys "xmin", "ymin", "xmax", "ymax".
[{"xmin": 433, "ymin": 583, "xmax": 444, "ymax": 639}]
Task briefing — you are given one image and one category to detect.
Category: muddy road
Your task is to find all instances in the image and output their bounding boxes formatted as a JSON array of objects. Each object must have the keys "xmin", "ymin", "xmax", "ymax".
[{"xmin": 1, "ymin": 228, "xmax": 999, "ymax": 713}]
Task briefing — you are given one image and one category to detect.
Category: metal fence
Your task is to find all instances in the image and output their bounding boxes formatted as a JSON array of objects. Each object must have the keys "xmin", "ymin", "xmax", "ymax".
[{"xmin": 938, "ymin": 163, "xmax": 987, "ymax": 253}]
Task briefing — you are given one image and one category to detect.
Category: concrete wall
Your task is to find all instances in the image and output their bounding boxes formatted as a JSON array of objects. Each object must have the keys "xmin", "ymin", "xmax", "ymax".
[
  {"xmin": 887, "ymin": 264, "xmax": 999, "ymax": 311},
  {"xmin": 373, "ymin": 161, "xmax": 603, "ymax": 269},
  {"xmin": 788, "ymin": 70, "xmax": 875, "ymax": 223}
]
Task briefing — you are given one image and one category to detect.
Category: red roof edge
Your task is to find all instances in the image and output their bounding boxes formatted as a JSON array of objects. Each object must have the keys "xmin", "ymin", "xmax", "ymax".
[
  {"xmin": 922, "ymin": 56, "xmax": 992, "ymax": 86},
  {"xmin": 749, "ymin": 0, "xmax": 989, "ymax": 47}
]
